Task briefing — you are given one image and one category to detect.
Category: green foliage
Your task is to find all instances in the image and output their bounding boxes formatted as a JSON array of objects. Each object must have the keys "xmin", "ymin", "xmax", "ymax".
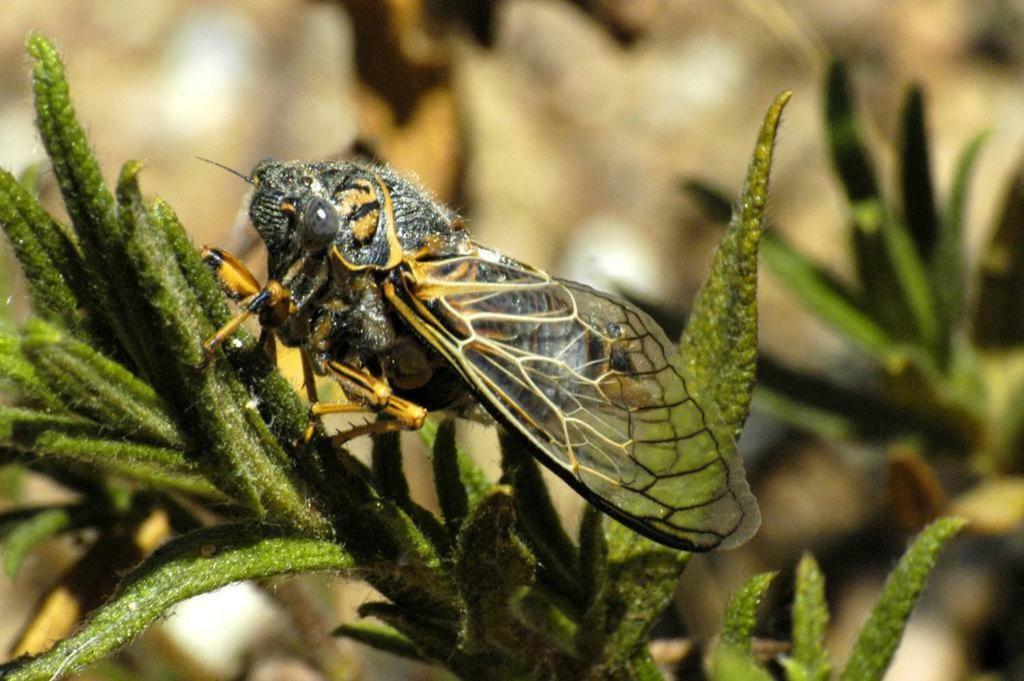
[
  {"xmin": 790, "ymin": 553, "xmax": 831, "ymax": 681},
  {"xmin": 0, "ymin": 34, "xmax": 783, "ymax": 680},
  {"xmin": 720, "ymin": 571, "xmax": 777, "ymax": 648},
  {"xmin": 689, "ymin": 61, "xmax": 1024, "ymax": 475},
  {"xmin": 707, "ymin": 517, "xmax": 964, "ymax": 681},
  {"xmin": 840, "ymin": 516, "xmax": 966, "ymax": 681}
]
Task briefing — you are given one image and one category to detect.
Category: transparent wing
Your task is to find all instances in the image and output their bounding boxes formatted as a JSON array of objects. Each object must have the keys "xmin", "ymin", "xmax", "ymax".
[{"xmin": 390, "ymin": 248, "xmax": 759, "ymax": 550}]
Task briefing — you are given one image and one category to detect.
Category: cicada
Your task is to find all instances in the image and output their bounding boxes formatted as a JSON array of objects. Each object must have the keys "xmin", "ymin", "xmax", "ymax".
[{"xmin": 202, "ymin": 160, "xmax": 759, "ymax": 551}]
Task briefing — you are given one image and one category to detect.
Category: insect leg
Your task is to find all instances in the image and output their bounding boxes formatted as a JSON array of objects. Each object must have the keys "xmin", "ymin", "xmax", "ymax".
[
  {"xmin": 310, "ymin": 360, "xmax": 427, "ymax": 442},
  {"xmin": 201, "ymin": 281, "xmax": 290, "ymax": 362},
  {"xmin": 317, "ymin": 397, "xmax": 427, "ymax": 445},
  {"xmin": 202, "ymin": 246, "xmax": 261, "ymax": 299},
  {"xmin": 299, "ymin": 347, "xmax": 321, "ymax": 404}
]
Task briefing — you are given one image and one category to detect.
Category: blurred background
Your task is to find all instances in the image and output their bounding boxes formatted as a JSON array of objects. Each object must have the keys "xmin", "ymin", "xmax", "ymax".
[{"xmin": 2, "ymin": 1, "xmax": 1024, "ymax": 679}]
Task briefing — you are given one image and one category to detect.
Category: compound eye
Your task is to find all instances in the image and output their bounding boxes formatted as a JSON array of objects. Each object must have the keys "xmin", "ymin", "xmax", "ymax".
[{"xmin": 301, "ymin": 197, "xmax": 340, "ymax": 249}]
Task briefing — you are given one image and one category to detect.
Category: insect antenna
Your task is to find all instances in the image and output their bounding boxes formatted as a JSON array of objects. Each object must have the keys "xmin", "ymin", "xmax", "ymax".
[{"xmin": 196, "ymin": 157, "xmax": 254, "ymax": 185}]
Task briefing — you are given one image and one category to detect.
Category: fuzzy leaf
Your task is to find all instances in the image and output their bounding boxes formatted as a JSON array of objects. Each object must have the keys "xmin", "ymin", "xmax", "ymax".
[
  {"xmin": 711, "ymin": 644, "xmax": 774, "ymax": 681},
  {"xmin": 761, "ymin": 233, "xmax": 893, "ymax": 357},
  {"xmin": 933, "ymin": 131, "xmax": 987, "ymax": 364},
  {"xmin": 0, "ymin": 523, "xmax": 355, "ymax": 681},
  {"xmin": 578, "ymin": 504, "xmax": 609, "ymax": 607},
  {"xmin": 3, "ymin": 507, "xmax": 72, "ymax": 578},
  {"xmin": 115, "ymin": 164, "xmax": 324, "ymax": 533},
  {"xmin": 0, "ymin": 333, "xmax": 62, "ymax": 410},
  {"xmin": 31, "ymin": 432, "xmax": 225, "ymax": 500},
  {"xmin": 422, "ymin": 418, "xmax": 490, "ymax": 507},
  {"xmin": 372, "ymin": 431, "xmax": 410, "ymax": 505},
  {"xmin": 333, "ymin": 621, "xmax": 423, "ymax": 661},
  {"xmin": 454, "ymin": 487, "xmax": 535, "ymax": 650},
  {"xmin": 149, "ymin": 199, "xmax": 314, "ymax": 447},
  {"xmin": 430, "ymin": 419, "xmax": 471, "ymax": 535},
  {"xmin": 499, "ymin": 430, "xmax": 581, "ymax": 606},
  {"xmin": 371, "ymin": 431, "xmax": 449, "ymax": 555},
  {"xmin": 576, "ymin": 505, "xmax": 610, "ymax": 660},
  {"xmin": 594, "ymin": 523, "xmax": 690, "ymax": 676},
  {"xmin": 20, "ymin": 319, "xmax": 184, "ymax": 448},
  {"xmin": 355, "ymin": 601, "xmax": 459, "ymax": 664},
  {"xmin": 27, "ymin": 34, "xmax": 147, "ymax": 368},
  {"xmin": 754, "ymin": 356, "xmax": 923, "ymax": 443},
  {"xmin": 514, "ymin": 588, "xmax": 578, "ymax": 655},
  {"xmin": 0, "ymin": 169, "xmax": 87, "ymax": 333},
  {"xmin": 898, "ymin": 85, "xmax": 939, "ymax": 261},
  {"xmin": 681, "ymin": 180, "xmax": 895, "ymax": 361},
  {"xmin": 1003, "ymin": 379, "xmax": 1024, "ymax": 471},
  {"xmin": 681, "ymin": 179, "xmax": 733, "ymax": 223},
  {"xmin": 974, "ymin": 150, "xmax": 1024, "ymax": 348},
  {"xmin": 0, "ymin": 406, "xmax": 102, "ymax": 441},
  {"xmin": 720, "ymin": 572, "xmax": 776, "ymax": 648},
  {"xmin": 840, "ymin": 516, "xmax": 966, "ymax": 681},
  {"xmin": 0, "ymin": 405, "xmax": 221, "ymax": 499},
  {"xmin": 790, "ymin": 553, "xmax": 831, "ymax": 681},
  {"xmin": 680, "ymin": 90, "xmax": 790, "ymax": 437},
  {"xmin": 825, "ymin": 62, "xmax": 931, "ymax": 344}
]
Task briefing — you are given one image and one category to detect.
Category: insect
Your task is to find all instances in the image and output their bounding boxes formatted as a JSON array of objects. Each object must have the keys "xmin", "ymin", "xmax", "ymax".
[{"xmin": 202, "ymin": 160, "xmax": 759, "ymax": 551}]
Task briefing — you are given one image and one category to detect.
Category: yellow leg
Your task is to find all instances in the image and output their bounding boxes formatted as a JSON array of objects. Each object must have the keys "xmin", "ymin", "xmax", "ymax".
[
  {"xmin": 329, "ymin": 418, "xmax": 423, "ymax": 447},
  {"xmin": 203, "ymin": 246, "xmax": 261, "ymax": 299},
  {"xmin": 202, "ymin": 280, "xmax": 292, "ymax": 363},
  {"xmin": 308, "ymin": 360, "xmax": 428, "ymax": 444}
]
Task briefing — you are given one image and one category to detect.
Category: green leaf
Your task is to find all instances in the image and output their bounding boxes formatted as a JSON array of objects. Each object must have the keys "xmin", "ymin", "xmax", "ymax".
[
  {"xmin": 720, "ymin": 571, "xmax": 776, "ymax": 648},
  {"xmin": 371, "ymin": 431, "xmax": 449, "ymax": 555},
  {"xmin": 578, "ymin": 504, "xmax": 609, "ymax": 607},
  {"xmin": 430, "ymin": 419, "xmax": 471, "ymax": 535},
  {"xmin": 595, "ymin": 523, "xmax": 690, "ymax": 675},
  {"xmin": 422, "ymin": 418, "xmax": 490, "ymax": 509},
  {"xmin": 115, "ymin": 164, "xmax": 324, "ymax": 533},
  {"xmin": 355, "ymin": 601, "xmax": 459, "ymax": 665},
  {"xmin": 25, "ymin": 37, "xmax": 320, "ymax": 531},
  {"xmin": 20, "ymin": 319, "xmax": 184, "ymax": 448},
  {"xmin": 27, "ymin": 34, "xmax": 147, "ymax": 367},
  {"xmin": 754, "ymin": 355, "xmax": 924, "ymax": 443},
  {"xmin": 932, "ymin": 131, "xmax": 987, "ymax": 364},
  {"xmin": 680, "ymin": 90, "xmax": 790, "ymax": 438},
  {"xmin": 0, "ymin": 522, "xmax": 355, "ymax": 681},
  {"xmin": 681, "ymin": 179, "xmax": 733, "ymax": 223},
  {"xmin": 761, "ymin": 233, "xmax": 892, "ymax": 358},
  {"xmin": 840, "ymin": 516, "xmax": 966, "ymax": 681},
  {"xmin": 372, "ymin": 431, "xmax": 410, "ymax": 505},
  {"xmin": 499, "ymin": 430, "xmax": 581, "ymax": 607},
  {"xmin": 149, "ymin": 198, "xmax": 313, "ymax": 448},
  {"xmin": 791, "ymin": 553, "xmax": 831, "ymax": 681},
  {"xmin": 0, "ymin": 406, "xmax": 103, "ymax": 441},
  {"xmin": 514, "ymin": 588, "xmax": 579, "ymax": 655},
  {"xmin": 973, "ymin": 150, "xmax": 1024, "ymax": 348},
  {"xmin": 711, "ymin": 644, "xmax": 774, "ymax": 681},
  {"xmin": 1002, "ymin": 377, "xmax": 1024, "ymax": 469},
  {"xmin": 0, "ymin": 405, "xmax": 222, "ymax": 499},
  {"xmin": 0, "ymin": 332, "xmax": 63, "ymax": 410},
  {"xmin": 0, "ymin": 169, "xmax": 88, "ymax": 333},
  {"xmin": 30, "ymin": 431, "xmax": 225, "ymax": 500},
  {"xmin": 825, "ymin": 62, "xmax": 928, "ymax": 344},
  {"xmin": 575, "ymin": 505, "xmax": 610, "ymax": 660},
  {"xmin": 898, "ymin": 85, "xmax": 939, "ymax": 261},
  {"xmin": 3, "ymin": 507, "xmax": 72, "ymax": 578},
  {"xmin": 333, "ymin": 621, "xmax": 423, "ymax": 661},
  {"xmin": 681, "ymin": 178, "xmax": 896, "ymax": 361},
  {"xmin": 453, "ymin": 487, "xmax": 536, "ymax": 653}
]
